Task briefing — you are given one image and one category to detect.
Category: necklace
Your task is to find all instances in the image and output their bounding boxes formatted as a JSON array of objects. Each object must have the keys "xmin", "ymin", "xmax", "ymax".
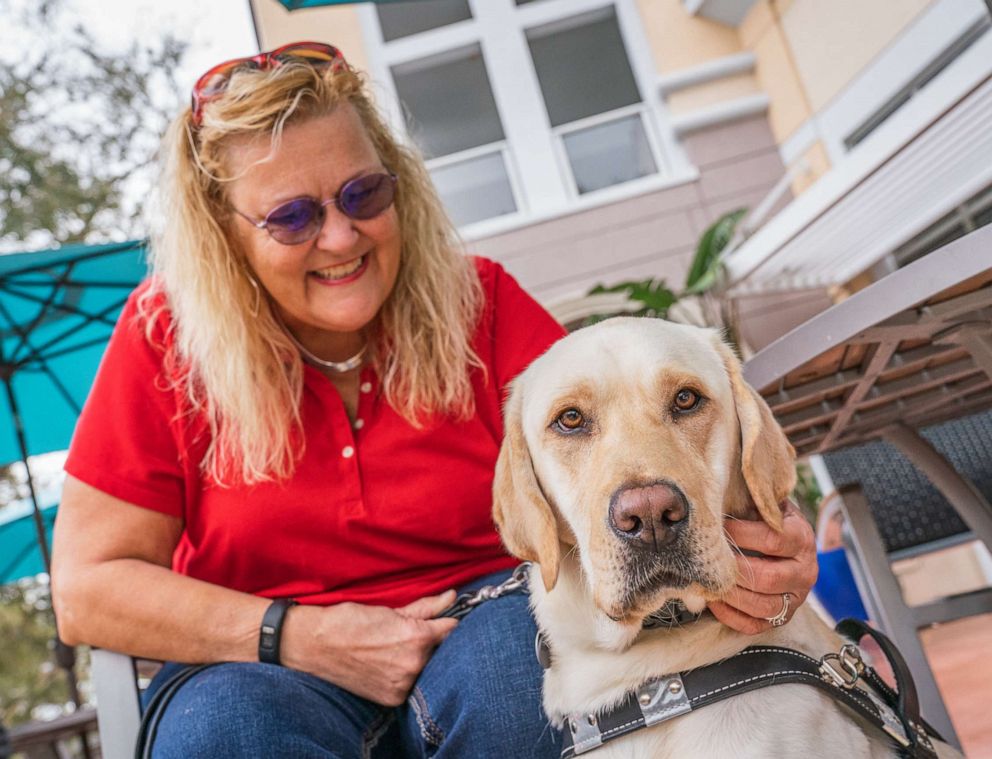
[{"xmin": 277, "ymin": 314, "xmax": 366, "ymax": 373}]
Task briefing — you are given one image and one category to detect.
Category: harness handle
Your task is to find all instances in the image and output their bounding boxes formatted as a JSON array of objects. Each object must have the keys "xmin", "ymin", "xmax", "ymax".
[{"xmin": 835, "ymin": 618, "xmax": 935, "ymax": 750}]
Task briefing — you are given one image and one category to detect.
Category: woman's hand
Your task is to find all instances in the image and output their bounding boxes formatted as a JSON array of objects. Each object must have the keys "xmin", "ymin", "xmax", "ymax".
[
  {"xmin": 282, "ymin": 590, "xmax": 459, "ymax": 706},
  {"xmin": 709, "ymin": 500, "xmax": 818, "ymax": 635}
]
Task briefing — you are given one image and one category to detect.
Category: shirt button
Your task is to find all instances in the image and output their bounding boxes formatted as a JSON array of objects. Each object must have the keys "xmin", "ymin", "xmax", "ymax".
[
  {"xmin": 342, "ymin": 446, "xmax": 355, "ymax": 459},
  {"xmin": 360, "ymin": 381, "xmax": 372, "ymax": 393},
  {"xmin": 353, "ymin": 418, "xmax": 365, "ymax": 430}
]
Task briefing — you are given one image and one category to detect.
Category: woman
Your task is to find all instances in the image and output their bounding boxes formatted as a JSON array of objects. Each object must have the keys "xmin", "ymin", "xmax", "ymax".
[{"xmin": 52, "ymin": 42, "xmax": 818, "ymax": 757}]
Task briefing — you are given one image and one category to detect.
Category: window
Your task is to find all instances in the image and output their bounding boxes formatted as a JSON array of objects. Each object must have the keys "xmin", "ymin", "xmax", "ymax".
[
  {"xmin": 527, "ymin": 7, "xmax": 657, "ymax": 194},
  {"xmin": 390, "ymin": 45, "xmax": 517, "ymax": 226},
  {"xmin": 375, "ymin": 0, "xmax": 472, "ymax": 42},
  {"xmin": 361, "ymin": 0, "xmax": 682, "ymax": 232}
]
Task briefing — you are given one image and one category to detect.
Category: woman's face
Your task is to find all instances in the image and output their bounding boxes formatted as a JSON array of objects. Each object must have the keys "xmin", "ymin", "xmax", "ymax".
[{"xmin": 225, "ymin": 105, "xmax": 402, "ymax": 353}]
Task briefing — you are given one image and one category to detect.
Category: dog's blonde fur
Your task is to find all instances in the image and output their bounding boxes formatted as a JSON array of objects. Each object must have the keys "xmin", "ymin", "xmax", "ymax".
[{"xmin": 493, "ymin": 318, "xmax": 957, "ymax": 758}]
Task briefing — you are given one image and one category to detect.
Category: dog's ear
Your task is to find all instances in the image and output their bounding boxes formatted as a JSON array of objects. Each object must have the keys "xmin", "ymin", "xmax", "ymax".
[
  {"xmin": 493, "ymin": 380, "xmax": 561, "ymax": 591},
  {"xmin": 714, "ymin": 338, "xmax": 795, "ymax": 532}
]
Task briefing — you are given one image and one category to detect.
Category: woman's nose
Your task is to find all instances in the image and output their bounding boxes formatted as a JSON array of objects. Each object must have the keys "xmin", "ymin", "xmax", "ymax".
[{"xmin": 314, "ymin": 205, "xmax": 360, "ymax": 251}]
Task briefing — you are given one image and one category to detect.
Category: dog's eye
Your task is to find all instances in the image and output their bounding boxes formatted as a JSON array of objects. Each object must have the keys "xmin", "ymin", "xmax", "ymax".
[
  {"xmin": 554, "ymin": 408, "xmax": 586, "ymax": 432},
  {"xmin": 673, "ymin": 388, "xmax": 702, "ymax": 413}
]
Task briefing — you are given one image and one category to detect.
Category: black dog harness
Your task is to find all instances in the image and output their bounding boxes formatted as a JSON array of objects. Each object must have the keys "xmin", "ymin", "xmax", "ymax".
[{"xmin": 557, "ymin": 618, "xmax": 943, "ymax": 759}]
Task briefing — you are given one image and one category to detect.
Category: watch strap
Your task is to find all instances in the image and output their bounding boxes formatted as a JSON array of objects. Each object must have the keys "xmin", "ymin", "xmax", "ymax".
[{"xmin": 258, "ymin": 598, "xmax": 298, "ymax": 665}]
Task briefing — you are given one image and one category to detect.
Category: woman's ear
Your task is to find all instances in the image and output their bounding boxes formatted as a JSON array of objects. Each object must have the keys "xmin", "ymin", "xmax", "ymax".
[
  {"xmin": 714, "ymin": 338, "xmax": 795, "ymax": 532},
  {"xmin": 492, "ymin": 379, "xmax": 561, "ymax": 591}
]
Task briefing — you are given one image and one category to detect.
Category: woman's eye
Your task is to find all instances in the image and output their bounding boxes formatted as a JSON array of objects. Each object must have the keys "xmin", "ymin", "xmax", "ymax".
[
  {"xmin": 673, "ymin": 389, "xmax": 702, "ymax": 413},
  {"xmin": 554, "ymin": 408, "xmax": 586, "ymax": 432}
]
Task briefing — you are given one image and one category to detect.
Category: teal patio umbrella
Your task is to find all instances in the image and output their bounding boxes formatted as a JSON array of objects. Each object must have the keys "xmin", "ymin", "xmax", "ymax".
[
  {"xmin": 0, "ymin": 239, "xmax": 147, "ymax": 580},
  {"xmin": 0, "ymin": 502, "xmax": 56, "ymax": 585}
]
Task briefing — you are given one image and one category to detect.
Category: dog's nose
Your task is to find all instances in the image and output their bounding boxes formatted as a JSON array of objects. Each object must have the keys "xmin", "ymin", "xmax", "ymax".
[{"xmin": 609, "ymin": 483, "xmax": 688, "ymax": 550}]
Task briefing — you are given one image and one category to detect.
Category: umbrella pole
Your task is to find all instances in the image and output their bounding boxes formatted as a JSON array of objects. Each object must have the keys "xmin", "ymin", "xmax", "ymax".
[
  {"xmin": 2, "ymin": 377, "xmax": 52, "ymax": 572},
  {"xmin": 2, "ymin": 374, "xmax": 81, "ymax": 707}
]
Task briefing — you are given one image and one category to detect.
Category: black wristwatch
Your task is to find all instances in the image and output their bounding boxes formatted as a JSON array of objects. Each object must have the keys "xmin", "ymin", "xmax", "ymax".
[{"xmin": 258, "ymin": 598, "xmax": 298, "ymax": 665}]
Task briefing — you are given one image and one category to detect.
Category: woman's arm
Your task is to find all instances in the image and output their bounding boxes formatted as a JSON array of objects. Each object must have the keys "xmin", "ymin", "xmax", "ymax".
[{"xmin": 52, "ymin": 476, "xmax": 457, "ymax": 706}]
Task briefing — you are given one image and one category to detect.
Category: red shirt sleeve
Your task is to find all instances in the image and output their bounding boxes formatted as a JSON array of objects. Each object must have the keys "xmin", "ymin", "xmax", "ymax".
[
  {"xmin": 474, "ymin": 256, "xmax": 566, "ymax": 394},
  {"xmin": 64, "ymin": 283, "xmax": 188, "ymax": 518}
]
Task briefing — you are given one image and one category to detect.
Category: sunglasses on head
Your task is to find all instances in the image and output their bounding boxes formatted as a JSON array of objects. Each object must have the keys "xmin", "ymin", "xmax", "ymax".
[
  {"xmin": 191, "ymin": 41, "xmax": 347, "ymax": 126},
  {"xmin": 233, "ymin": 172, "xmax": 398, "ymax": 245}
]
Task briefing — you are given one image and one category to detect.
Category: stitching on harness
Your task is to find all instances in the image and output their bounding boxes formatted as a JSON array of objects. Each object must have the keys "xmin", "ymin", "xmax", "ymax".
[
  {"xmin": 574, "ymin": 713, "xmax": 643, "ymax": 750},
  {"xmin": 695, "ymin": 669, "xmax": 818, "ymax": 701},
  {"xmin": 736, "ymin": 647, "xmax": 821, "ymax": 666},
  {"xmin": 408, "ymin": 687, "xmax": 445, "ymax": 748}
]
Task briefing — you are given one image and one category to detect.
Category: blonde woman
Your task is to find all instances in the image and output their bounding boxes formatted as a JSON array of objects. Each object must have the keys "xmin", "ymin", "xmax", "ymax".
[{"xmin": 51, "ymin": 43, "xmax": 818, "ymax": 757}]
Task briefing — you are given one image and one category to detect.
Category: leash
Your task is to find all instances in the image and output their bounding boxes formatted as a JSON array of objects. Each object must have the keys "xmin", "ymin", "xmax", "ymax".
[
  {"xmin": 435, "ymin": 562, "xmax": 532, "ymax": 619},
  {"xmin": 558, "ymin": 618, "xmax": 943, "ymax": 759}
]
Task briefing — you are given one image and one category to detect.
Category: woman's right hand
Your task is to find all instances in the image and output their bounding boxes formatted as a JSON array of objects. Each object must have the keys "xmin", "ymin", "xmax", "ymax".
[{"xmin": 282, "ymin": 590, "xmax": 459, "ymax": 706}]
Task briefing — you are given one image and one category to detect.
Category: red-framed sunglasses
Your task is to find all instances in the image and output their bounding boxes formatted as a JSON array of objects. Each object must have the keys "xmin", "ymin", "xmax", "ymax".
[{"xmin": 191, "ymin": 41, "xmax": 347, "ymax": 126}]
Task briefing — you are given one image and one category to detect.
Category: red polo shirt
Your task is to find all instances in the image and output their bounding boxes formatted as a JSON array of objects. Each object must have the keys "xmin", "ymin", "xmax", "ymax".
[{"xmin": 65, "ymin": 257, "xmax": 565, "ymax": 608}]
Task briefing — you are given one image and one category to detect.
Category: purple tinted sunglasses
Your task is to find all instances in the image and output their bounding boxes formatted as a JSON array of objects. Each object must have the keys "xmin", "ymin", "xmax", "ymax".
[{"xmin": 233, "ymin": 172, "xmax": 398, "ymax": 245}]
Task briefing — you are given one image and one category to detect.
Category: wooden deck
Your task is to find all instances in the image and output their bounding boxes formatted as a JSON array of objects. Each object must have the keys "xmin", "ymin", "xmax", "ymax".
[{"xmin": 922, "ymin": 612, "xmax": 992, "ymax": 758}]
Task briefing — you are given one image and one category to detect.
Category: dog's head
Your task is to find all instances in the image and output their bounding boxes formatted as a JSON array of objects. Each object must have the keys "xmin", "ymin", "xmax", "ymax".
[{"xmin": 493, "ymin": 317, "xmax": 795, "ymax": 637}]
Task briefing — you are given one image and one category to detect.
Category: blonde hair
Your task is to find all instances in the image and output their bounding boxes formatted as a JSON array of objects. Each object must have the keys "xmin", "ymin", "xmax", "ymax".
[{"xmin": 142, "ymin": 58, "xmax": 483, "ymax": 485}]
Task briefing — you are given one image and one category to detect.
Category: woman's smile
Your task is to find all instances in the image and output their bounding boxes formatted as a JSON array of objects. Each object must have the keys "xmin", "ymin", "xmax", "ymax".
[{"xmin": 309, "ymin": 253, "xmax": 369, "ymax": 284}]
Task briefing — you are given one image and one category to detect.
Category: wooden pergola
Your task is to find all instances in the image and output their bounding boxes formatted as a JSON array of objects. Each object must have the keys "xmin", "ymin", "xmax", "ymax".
[{"xmin": 744, "ymin": 224, "xmax": 992, "ymax": 748}]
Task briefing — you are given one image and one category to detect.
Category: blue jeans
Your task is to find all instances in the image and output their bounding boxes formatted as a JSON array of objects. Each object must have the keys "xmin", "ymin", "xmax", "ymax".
[{"xmin": 143, "ymin": 570, "xmax": 561, "ymax": 758}]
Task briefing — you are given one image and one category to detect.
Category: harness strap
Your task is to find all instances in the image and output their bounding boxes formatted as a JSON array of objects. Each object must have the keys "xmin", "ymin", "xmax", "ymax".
[{"xmin": 560, "ymin": 644, "xmax": 939, "ymax": 759}]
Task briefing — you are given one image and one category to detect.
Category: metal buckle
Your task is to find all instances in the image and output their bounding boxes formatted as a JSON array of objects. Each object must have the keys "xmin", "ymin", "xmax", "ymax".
[
  {"xmin": 637, "ymin": 674, "xmax": 691, "ymax": 726},
  {"xmin": 820, "ymin": 644, "xmax": 865, "ymax": 689},
  {"xmin": 471, "ymin": 562, "xmax": 531, "ymax": 606},
  {"xmin": 436, "ymin": 562, "xmax": 532, "ymax": 619},
  {"xmin": 567, "ymin": 712, "xmax": 603, "ymax": 755}
]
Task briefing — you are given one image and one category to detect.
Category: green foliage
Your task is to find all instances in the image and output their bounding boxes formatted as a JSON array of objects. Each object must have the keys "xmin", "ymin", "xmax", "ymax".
[
  {"xmin": 0, "ymin": 579, "xmax": 63, "ymax": 727},
  {"xmin": 0, "ymin": 0, "xmax": 188, "ymax": 247},
  {"xmin": 586, "ymin": 278, "xmax": 678, "ymax": 325},
  {"xmin": 584, "ymin": 208, "xmax": 748, "ymax": 325},
  {"xmin": 684, "ymin": 208, "xmax": 747, "ymax": 295},
  {"xmin": 792, "ymin": 461, "xmax": 823, "ymax": 525}
]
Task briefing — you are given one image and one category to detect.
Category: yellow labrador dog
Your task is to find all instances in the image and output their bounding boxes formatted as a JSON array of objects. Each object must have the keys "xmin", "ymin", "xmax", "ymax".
[{"xmin": 493, "ymin": 317, "xmax": 957, "ymax": 759}]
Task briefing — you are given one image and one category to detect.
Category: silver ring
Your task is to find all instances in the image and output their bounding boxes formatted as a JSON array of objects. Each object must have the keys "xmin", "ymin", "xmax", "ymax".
[{"xmin": 765, "ymin": 593, "xmax": 791, "ymax": 627}]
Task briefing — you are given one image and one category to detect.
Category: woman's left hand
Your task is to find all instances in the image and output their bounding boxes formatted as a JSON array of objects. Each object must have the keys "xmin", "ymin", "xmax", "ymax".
[{"xmin": 708, "ymin": 499, "xmax": 818, "ymax": 634}]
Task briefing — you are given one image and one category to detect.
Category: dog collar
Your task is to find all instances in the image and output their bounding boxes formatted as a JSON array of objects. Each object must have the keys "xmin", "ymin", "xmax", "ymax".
[{"xmin": 535, "ymin": 601, "xmax": 710, "ymax": 671}]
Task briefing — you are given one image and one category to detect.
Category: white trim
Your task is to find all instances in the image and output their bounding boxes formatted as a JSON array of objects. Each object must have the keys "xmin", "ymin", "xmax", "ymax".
[
  {"xmin": 460, "ymin": 168, "xmax": 699, "ymax": 242},
  {"xmin": 724, "ymin": 27, "xmax": 992, "ymax": 291},
  {"xmin": 778, "ymin": 118, "xmax": 819, "ymax": 167},
  {"xmin": 815, "ymin": 0, "xmax": 988, "ymax": 164},
  {"xmin": 770, "ymin": 0, "xmax": 986, "ymax": 179},
  {"xmin": 657, "ymin": 52, "xmax": 756, "ymax": 95},
  {"xmin": 555, "ymin": 101, "xmax": 647, "ymax": 136},
  {"xmin": 670, "ymin": 93, "xmax": 769, "ymax": 135}
]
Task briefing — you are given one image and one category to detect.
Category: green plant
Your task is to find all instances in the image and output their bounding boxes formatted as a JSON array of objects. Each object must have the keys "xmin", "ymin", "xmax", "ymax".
[
  {"xmin": 584, "ymin": 278, "xmax": 678, "ymax": 325},
  {"xmin": 583, "ymin": 208, "xmax": 748, "ymax": 329},
  {"xmin": 791, "ymin": 461, "xmax": 823, "ymax": 526},
  {"xmin": 684, "ymin": 208, "xmax": 747, "ymax": 295}
]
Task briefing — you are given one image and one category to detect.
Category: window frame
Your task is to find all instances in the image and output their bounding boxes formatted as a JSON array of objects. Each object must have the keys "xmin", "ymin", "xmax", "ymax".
[{"xmin": 356, "ymin": 0, "xmax": 693, "ymax": 238}]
